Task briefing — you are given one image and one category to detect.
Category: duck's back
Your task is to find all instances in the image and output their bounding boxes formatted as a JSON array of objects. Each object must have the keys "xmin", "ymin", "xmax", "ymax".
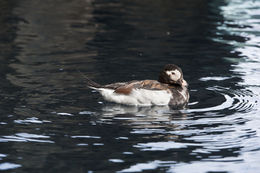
[
  {"xmin": 96, "ymin": 80, "xmax": 171, "ymax": 106},
  {"xmin": 96, "ymin": 80, "xmax": 189, "ymax": 107}
]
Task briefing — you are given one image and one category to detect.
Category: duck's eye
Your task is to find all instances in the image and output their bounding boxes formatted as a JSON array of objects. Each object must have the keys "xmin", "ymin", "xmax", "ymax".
[{"xmin": 171, "ymin": 72, "xmax": 175, "ymax": 75}]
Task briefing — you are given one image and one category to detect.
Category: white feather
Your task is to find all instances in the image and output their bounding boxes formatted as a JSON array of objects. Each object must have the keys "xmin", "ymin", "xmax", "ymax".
[
  {"xmin": 166, "ymin": 70, "xmax": 181, "ymax": 81},
  {"xmin": 94, "ymin": 88, "xmax": 172, "ymax": 106}
]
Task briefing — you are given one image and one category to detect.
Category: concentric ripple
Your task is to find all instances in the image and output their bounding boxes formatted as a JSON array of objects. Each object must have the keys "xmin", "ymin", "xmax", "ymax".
[{"xmin": 186, "ymin": 86, "xmax": 257, "ymax": 114}]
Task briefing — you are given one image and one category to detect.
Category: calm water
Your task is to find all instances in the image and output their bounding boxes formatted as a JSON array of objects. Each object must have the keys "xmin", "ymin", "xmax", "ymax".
[{"xmin": 0, "ymin": 0, "xmax": 260, "ymax": 172}]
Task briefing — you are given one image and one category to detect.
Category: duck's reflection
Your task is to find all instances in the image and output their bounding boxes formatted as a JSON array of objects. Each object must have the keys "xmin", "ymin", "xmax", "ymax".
[{"xmin": 99, "ymin": 104, "xmax": 187, "ymax": 135}]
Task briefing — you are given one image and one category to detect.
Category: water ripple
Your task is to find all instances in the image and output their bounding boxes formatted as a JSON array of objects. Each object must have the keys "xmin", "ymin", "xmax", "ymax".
[
  {"xmin": 14, "ymin": 117, "xmax": 51, "ymax": 124},
  {"xmin": 187, "ymin": 86, "xmax": 257, "ymax": 113},
  {"xmin": 0, "ymin": 162, "xmax": 21, "ymax": 171},
  {"xmin": 71, "ymin": 135, "xmax": 101, "ymax": 139},
  {"xmin": 134, "ymin": 141, "xmax": 200, "ymax": 151},
  {"xmin": 0, "ymin": 133, "xmax": 54, "ymax": 143},
  {"xmin": 119, "ymin": 160, "xmax": 176, "ymax": 173}
]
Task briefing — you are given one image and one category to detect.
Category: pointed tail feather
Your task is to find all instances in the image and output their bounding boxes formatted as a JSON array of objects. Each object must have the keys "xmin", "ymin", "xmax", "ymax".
[
  {"xmin": 85, "ymin": 78, "xmax": 102, "ymax": 89},
  {"xmin": 77, "ymin": 70, "xmax": 102, "ymax": 89}
]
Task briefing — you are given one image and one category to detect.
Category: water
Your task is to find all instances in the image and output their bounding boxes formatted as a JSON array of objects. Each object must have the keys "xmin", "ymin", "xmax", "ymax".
[{"xmin": 0, "ymin": 0, "xmax": 260, "ymax": 172}]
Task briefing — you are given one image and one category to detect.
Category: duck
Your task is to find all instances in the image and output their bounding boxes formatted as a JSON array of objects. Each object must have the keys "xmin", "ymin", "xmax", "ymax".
[{"xmin": 85, "ymin": 64, "xmax": 189, "ymax": 107}]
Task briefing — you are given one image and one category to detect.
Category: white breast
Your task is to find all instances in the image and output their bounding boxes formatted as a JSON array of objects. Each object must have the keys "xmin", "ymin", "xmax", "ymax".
[{"xmin": 96, "ymin": 88, "xmax": 172, "ymax": 106}]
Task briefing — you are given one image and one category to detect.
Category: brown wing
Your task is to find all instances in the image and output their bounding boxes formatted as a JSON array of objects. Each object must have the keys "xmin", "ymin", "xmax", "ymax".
[
  {"xmin": 114, "ymin": 80, "xmax": 169, "ymax": 95},
  {"xmin": 104, "ymin": 80, "xmax": 138, "ymax": 90}
]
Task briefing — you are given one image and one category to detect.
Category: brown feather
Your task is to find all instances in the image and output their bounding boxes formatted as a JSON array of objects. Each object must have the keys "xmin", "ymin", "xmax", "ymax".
[
  {"xmin": 114, "ymin": 87, "xmax": 133, "ymax": 95},
  {"xmin": 114, "ymin": 80, "xmax": 170, "ymax": 95},
  {"xmin": 114, "ymin": 81, "xmax": 140, "ymax": 95}
]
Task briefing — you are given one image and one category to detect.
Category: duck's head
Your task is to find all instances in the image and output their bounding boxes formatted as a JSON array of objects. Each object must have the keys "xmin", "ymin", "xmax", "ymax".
[{"xmin": 158, "ymin": 64, "xmax": 188, "ymax": 87}]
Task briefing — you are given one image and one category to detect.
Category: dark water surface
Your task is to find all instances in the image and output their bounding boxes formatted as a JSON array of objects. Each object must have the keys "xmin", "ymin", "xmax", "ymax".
[{"xmin": 1, "ymin": 0, "xmax": 260, "ymax": 172}]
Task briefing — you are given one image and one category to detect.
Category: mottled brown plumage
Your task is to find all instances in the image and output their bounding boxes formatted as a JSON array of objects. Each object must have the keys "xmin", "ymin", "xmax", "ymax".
[
  {"xmin": 85, "ymin": 64, "xmax": 189, "ymax": 107},
  {"xmin": 112, "ymin": 80, "xmax": 169, "ymax": 95}
]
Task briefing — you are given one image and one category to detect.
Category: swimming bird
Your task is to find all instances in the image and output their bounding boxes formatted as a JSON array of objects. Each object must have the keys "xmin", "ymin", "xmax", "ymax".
[{"xmin": 85, "ymin": 64, "xmax": 189, "ymax": 107}]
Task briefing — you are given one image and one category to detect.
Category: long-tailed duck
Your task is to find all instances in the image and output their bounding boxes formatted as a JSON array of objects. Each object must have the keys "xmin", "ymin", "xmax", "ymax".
[{"xmin": 85, "ymin": 64, "xmax": 189, "ymax": 107}]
